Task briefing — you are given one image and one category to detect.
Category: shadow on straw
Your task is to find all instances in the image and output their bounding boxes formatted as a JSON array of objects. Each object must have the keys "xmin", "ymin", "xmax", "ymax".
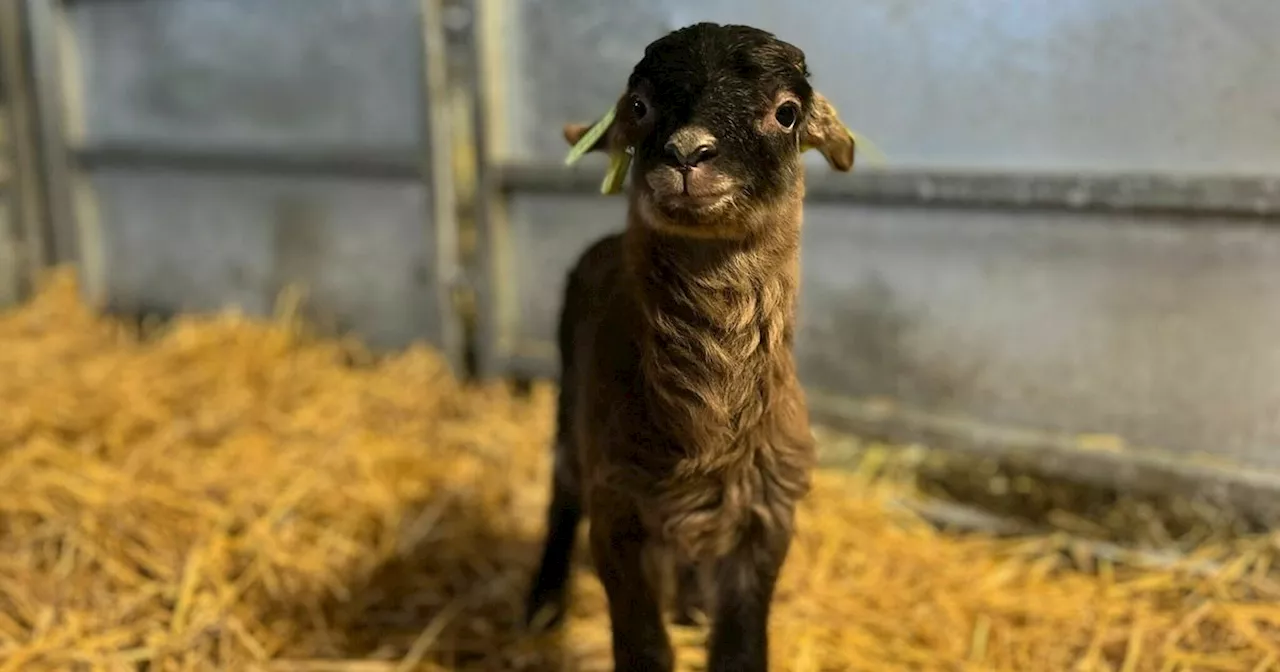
[{"xmin": 310, "ymin": 492, "xmax": 576, "ymax": 672}]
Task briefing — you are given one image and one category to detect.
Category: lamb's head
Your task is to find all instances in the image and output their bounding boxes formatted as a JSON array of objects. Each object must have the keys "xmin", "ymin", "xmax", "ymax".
[{"xmin": 565, "ymin": 22, "xmax": 855, "ymax": 236}]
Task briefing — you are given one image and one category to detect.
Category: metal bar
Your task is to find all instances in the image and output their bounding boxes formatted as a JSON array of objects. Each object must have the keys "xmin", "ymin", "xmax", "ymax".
[
  {"xmin": 495, "ymin": 163, "xmax": 1280, "ymax": 218},
  {"xmin": 805, "ymin": 390, "xmax": 1280, "ymax": 526},
  {"xmin": 420, "ymin": 0, "xmax": 465, "ymax": 374},
  {"xmin": 74, "ymin": 143, "xmax": 423, "ymax": 180},
  {"xmin": 0, "ymin": 0, "xmax": 42, "ymax": 299},
  {"xmin": 24, "ymin": 0, "xmax": 76, "ymax": 265},
  {"xmin": 464, "ymin": 0, "xmax": 504, "ymax": 380},
  {"xmin": 888, "ymin": 497, "xmax": 1225, "ymax": 576}
]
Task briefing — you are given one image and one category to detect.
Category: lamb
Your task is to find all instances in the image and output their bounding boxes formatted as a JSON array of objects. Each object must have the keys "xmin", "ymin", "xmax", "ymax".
[{"xmin": 523, "ymin": 23, "xmax": 856, "ymax": 672}]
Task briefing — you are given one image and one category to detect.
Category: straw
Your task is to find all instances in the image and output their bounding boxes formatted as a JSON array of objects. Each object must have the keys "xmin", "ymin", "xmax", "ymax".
[{"xmin": 2, "ymin": 269, "xmax": 1280, "ymax": 670}]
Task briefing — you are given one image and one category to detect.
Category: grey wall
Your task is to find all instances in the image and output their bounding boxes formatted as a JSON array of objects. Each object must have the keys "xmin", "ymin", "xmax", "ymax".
[
  {"xmin": 501, "ymin": 195, "xmax": 1280, "ymax": 468},
  {"xmin": 48, "ymin": 0, "xmax": 458, "ymax": 355},
  {"xmin": 89, "ymin": 170, "xmax": 442, "ymax": 348},
  {"xmin": 483, "ymin": 1, "xmax": 1280, "ymax": 472},
  {"xmin": 71, "ymin": 0, "xmax": 424, "ymax": 152},
  {"xmin": 497, "ymin": 0, "xmax": 1280, "ymax": 173}
]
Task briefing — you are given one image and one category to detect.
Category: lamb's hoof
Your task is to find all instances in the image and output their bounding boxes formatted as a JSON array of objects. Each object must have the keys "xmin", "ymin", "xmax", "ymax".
[
  {"xmin": 524, "ymin": 586, "xmax": 569, "ymax": 633},
  {"xmin": 672, "ymin": 589, "xmax": 709, "ymax": 627},
  {"xmin": 672, "ymin": 602, "xmax": 708, "ymax": 627}
]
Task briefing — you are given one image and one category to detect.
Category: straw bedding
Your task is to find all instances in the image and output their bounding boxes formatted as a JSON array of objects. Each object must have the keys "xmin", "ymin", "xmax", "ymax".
[{"xmin": 2, "ymin": 271, "xmax": 1280, "ymax": 672}]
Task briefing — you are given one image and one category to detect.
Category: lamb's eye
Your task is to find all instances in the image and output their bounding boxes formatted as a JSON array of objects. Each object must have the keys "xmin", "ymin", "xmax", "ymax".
[
  {"xmin": 775, "ymin": 102, "xmax": 799, "ymax": 130},
  {"xmin": 631, "ymin": 96, "xmax": 648, "ymax": 120}
]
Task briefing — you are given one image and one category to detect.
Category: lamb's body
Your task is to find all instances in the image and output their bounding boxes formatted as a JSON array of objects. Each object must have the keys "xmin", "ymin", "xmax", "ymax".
[
  {"xmin": 524, "ymin": 22, "xmax": 854, "ymax": 672},
  {"xmin": 529, "ymin": 202, "xmax": 816, "ymax": 671},
  {"xmin": 563, "ymin": 211, "xmax": 813, "ymax": 560}
]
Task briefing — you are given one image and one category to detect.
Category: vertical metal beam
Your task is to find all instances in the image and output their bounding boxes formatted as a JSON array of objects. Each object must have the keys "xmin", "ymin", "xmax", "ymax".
[
  {"xmin": 23, "ymin": 0, "xmax": 76, "ymax": 268},
  {"xmin": 0, "ymin": 0, "xmax": 42, "ymax": 300},
  {"xmin": 421, "ymin": 0, "xmax": 466, "ymax": 374},
  {"xmin": 462, "ymin": 0, "xmax": 506, "ymax": 380}
]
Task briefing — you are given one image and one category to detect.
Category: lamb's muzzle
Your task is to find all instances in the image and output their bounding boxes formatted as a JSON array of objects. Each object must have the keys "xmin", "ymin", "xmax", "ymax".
[{"xmin": 526, "ymin": 21, "xmax": 856, "ymax": 672}]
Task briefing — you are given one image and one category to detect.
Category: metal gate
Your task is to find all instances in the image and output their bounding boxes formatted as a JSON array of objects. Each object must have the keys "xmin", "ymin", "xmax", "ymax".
[
  {"xmin": 12, "ymin": 0, "xmax": 463, "ymax": 365},
  {"xmin": 466, "ymin": 0, "xmax": 1280, "ymax": 510}
]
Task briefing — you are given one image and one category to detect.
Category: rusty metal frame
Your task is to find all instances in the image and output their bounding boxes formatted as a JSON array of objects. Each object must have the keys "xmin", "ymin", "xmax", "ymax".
[
  {"xmin": 75, "ymin": 143, "xmax": 422, "ymax": 180},
  {"xmin": 22, "ymin": 0, "xmax": 76, "ymax": 268},
  {"xmin": 461, "ymin": 0, "xmax": 509, "ymax": 380},
  {"xmin": 420, "ymin": 0, "xmax": 466, "ymax": 372},
  {"xmin": 0, "ymin": 0, "xmax": 43, "ymax": 300},
  {"xmin": 495, "ymin": 163, "xmax": 1280, "ymax": 219}
]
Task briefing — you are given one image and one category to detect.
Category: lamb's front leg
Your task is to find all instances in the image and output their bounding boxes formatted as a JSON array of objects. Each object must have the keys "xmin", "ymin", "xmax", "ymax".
[
  {"xmin": 706, "ymin": 524, "xmax": 792, "ymax": 672},
  {"xmin": 591, "ymin": 504, "xmax": 674, "ymax": 672}
]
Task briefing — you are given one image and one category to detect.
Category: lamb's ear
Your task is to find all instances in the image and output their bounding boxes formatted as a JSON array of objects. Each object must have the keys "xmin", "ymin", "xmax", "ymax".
[
  {"xmin": 563, "ymin": 102, "xmax": 632, "ymax": 195},
  {"xmin": 802, "ymin": 91, "xmax": 857, "ymax": 172}
]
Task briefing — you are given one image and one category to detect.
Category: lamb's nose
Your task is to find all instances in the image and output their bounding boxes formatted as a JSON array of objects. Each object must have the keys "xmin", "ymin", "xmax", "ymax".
[
  {"xmin": 664, "ymin": 127, "xmax": 718, "ymax": 168},
  {"xmin": 665, "ymin": 142, "xmax": 718, "ymax": 168}
]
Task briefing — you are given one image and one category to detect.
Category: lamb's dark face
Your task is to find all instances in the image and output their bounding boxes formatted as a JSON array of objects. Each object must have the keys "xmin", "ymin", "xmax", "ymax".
[
  {"xmin": 624, "ymin": 24, "xmax": 813, "ymax": 217},
  {"xmin": 564, "ymin": 24, "xmax": 854, "ymax": 232}
]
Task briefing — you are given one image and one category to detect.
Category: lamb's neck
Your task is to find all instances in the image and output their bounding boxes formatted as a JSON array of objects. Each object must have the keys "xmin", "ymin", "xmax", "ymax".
[{"xmin": 625, "ymin": 220, "xmax": 801, "ymax": 454}]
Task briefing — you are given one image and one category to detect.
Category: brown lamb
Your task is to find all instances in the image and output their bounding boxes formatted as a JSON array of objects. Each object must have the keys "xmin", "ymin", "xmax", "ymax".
[{"xmin": 524, "ymin": 22, "xmax": 856, "ymax": 672}]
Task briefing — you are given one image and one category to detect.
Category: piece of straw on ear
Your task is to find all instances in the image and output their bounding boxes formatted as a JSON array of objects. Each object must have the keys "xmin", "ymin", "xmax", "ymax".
[
  {"xmin": 564, "ymin": 106, "xmax": 616, "ymax": 167},
  {"xmin": 600, "ymin": 150, "xmax": 632, "ymax": 195},
  {"xmin": 563, "ymin": 106, "xmax": 632, "ymax": 195}
]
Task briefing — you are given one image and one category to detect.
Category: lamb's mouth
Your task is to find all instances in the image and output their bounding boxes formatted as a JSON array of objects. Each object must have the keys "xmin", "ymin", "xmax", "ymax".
[
  {"xmin": 652, "ymin": 190, "xmax": 735, "ymax": 216},
  {"xmin": 643, "ymin": 166, "xmax": 738, "ymax": 218}
]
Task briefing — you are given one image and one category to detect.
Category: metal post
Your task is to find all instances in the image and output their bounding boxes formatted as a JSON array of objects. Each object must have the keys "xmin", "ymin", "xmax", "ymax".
[
  {"xmin": 421, "ymin": 0, "xmax": 466, "ymax": 374},
  {"xmin": 457, "ymin": 0, "xmax": 504, "ymax": 380},
  {"xmin": 0, "ymin": 0, "xmax": 52, "ymax": 300},
  {"xmin": 0, "ymin": 2, "xmax": 33, "ymax": 300},
  {"xmin": 23, "ymin": 0, "xmax": 76, "ymax": 267},
  {"xmin": 491, "ymin": 164, "xmax": 1280, "ymax": 220}
]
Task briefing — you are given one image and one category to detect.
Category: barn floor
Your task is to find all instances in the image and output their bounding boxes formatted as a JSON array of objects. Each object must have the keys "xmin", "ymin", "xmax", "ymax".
[{"xmin": 2, "ymin": 272, "xmax": 1280, "ymax": 671}]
